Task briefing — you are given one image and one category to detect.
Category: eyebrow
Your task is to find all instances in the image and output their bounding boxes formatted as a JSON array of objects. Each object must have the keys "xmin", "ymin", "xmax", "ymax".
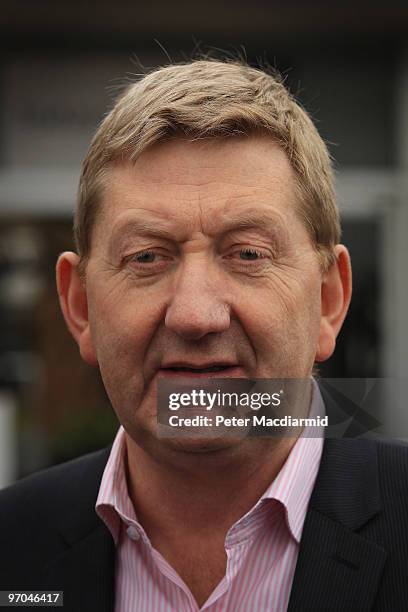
[
  {"xmin": 110, "ymin": 219, "xmax": 177, "ymax": 243},
  {"xmin": 218, "ymin": 210, "xmax": 287, "ymax": 235},
  {"xmin": 109, "ymin": 210, "xmax": 287, "ymax": 246}
]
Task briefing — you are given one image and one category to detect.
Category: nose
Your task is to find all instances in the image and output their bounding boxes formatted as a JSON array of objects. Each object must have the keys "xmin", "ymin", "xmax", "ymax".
[{"xmin": 164, "ymin": 260, "xmax": 231, "ymax": 340}]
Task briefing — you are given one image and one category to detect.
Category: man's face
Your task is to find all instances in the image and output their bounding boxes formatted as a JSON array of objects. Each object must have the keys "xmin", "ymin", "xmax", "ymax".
[{"xmin": 75, "ymin": 137, "xmax": 334, "ymax": 450}]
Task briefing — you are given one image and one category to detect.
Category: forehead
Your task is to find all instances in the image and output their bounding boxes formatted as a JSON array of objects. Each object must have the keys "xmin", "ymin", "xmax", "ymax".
[{"xmin": 96, "ymin": 136, "xmax": 302, "ymax": 239}]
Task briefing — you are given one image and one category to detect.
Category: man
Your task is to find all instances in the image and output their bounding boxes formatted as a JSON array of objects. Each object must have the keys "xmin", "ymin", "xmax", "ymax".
[{"xmin": 1, "ymin": 59, "xmax": 407, "ymax": 611}]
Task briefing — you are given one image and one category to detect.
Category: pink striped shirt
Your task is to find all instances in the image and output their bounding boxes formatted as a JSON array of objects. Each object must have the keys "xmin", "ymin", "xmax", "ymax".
[{"xmin": 96, "ymin": 383, "xmax": 324, "ymax": 612}]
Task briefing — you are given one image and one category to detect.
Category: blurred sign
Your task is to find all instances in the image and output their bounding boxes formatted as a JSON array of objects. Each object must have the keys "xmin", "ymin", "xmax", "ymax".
[{"xmin": 2, "ymin": 56, "xmax": 136, "ymax": 167}]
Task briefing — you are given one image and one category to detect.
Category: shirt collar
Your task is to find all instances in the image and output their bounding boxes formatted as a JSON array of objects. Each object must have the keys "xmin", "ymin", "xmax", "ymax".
[
  {"xmin": 96, "ymin": 426, "xmax": 135, "ymax": 545},
  {"xmin": 257, "ymin": 379, "xmax": 325, "ymax": 542}
]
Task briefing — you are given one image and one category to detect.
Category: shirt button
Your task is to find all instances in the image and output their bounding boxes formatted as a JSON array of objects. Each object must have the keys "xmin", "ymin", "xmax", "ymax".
[{"xmin": 126, "ymin": 525, "xmax": 140, "ymax": 541}]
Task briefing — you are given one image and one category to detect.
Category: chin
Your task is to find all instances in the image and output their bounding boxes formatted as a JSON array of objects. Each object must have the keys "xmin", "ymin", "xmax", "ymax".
[{"xmin": 158, "ymin": 432, "xmax": 248, "ymax": 455}]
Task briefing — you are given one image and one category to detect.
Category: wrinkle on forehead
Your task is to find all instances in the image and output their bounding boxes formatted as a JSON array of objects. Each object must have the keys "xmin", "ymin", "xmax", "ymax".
[
  {"xmin": 106, "ymin": 202, "xmax": 292, "ymax": 246},
  {"xmin": 95, "ymin": 136, "xmax": 303, "ymax": 250},
  {"xmin": 101, "ymin": 182, "xmax": 298, "ymax": 237}
]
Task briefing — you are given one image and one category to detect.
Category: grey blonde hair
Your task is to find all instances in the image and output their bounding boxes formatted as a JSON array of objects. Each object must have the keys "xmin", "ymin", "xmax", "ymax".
[{"xmin": 75, "ymin": 59, "xmax": 340, "ymax": 271}]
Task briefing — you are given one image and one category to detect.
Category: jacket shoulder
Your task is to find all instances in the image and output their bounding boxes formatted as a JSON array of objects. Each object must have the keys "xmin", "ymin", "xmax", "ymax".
[
  {"xmin": 0, "ymin": 446, "xmax": 111, "ymax": 531},
  {"xmin": 0, "ymin": 447, "xmax": 112, "ymax": 590}
]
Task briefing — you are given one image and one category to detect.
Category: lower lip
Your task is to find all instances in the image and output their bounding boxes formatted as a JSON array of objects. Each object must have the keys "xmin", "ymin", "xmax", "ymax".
[{"xmin": 158, "ymin": 366, "xmax": 245, "ymax": 379}]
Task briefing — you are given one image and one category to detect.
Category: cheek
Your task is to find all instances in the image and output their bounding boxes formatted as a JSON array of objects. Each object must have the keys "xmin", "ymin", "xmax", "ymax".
[
  {"xmin": 88, "ymin": 296, "xmax": 158, "ymax": 423},
  {"xmin": 235, "ymin": 273, "xmax": 314, "ymax": 327},
  {"xmin": 231, "ymin": 275, "xmax": 322, "ymax": 358},
  {"xmin": 87, "ymin": 285, "xmax": 165, "ymax": 366}
]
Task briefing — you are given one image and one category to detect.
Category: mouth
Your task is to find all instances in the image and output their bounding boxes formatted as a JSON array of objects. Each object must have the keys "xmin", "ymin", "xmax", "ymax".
[{"xmin": 158, "ymin": 363, "xmax": 244, "ymax": 378}]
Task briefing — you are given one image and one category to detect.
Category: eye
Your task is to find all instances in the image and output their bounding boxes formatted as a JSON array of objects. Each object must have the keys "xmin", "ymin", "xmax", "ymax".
[
  {"xmin": 223, "ymin": 245, "xmax": 271, "ymax": 272},
  {"xmin": 132, "ymin": 250, "xmax": 157, "ymax": 264},
  {"xmin": 123, "ymin": 249, "xmax": 173, "ymax": 276},
  {"xmin": 238, "ymin": 248, "xmax": 263, "ymax": 261}
]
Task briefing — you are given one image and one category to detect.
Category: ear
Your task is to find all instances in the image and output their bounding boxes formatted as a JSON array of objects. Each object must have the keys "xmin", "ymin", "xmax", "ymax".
[
  {"xmin": 56, "ymin": 252, "xmax": 98, "ymax": 365},
  {"xmin": 315, "ymin": 245, "xmax": 352, "ymax": 362}
]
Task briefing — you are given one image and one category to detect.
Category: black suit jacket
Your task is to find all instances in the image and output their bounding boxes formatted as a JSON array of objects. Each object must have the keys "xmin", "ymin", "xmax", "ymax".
[{"xmin": 1, "ymin": 432, "xmax": 408, "ymax": 610}]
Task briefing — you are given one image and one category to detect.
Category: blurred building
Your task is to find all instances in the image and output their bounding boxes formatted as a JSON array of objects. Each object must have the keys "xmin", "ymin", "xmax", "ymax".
[{"xmin": 1, "ymin": 1, "xmax": 408, "ymax": 484}]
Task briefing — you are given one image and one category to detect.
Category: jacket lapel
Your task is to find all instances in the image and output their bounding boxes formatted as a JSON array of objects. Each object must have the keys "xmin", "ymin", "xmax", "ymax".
[
  {"xmin": 288, "ymin": 436, "xmax": 387, "ymax": 611},
  {"xmin": 43, "ymin": 447, "xmax": 115, "ymax": 612},
  {"xmin": 44, "ymin": 523, "xmax": 115, "ymax": 612},
  {"xmin": 287, "ymin": 507, "xmax": 387, "ymax": 611}
]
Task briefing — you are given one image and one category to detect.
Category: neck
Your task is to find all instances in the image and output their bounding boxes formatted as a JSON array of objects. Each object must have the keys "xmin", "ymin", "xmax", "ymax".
[{"xmin": 125, "ymin": 435, "xmax": 297, "ymax": 540}]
